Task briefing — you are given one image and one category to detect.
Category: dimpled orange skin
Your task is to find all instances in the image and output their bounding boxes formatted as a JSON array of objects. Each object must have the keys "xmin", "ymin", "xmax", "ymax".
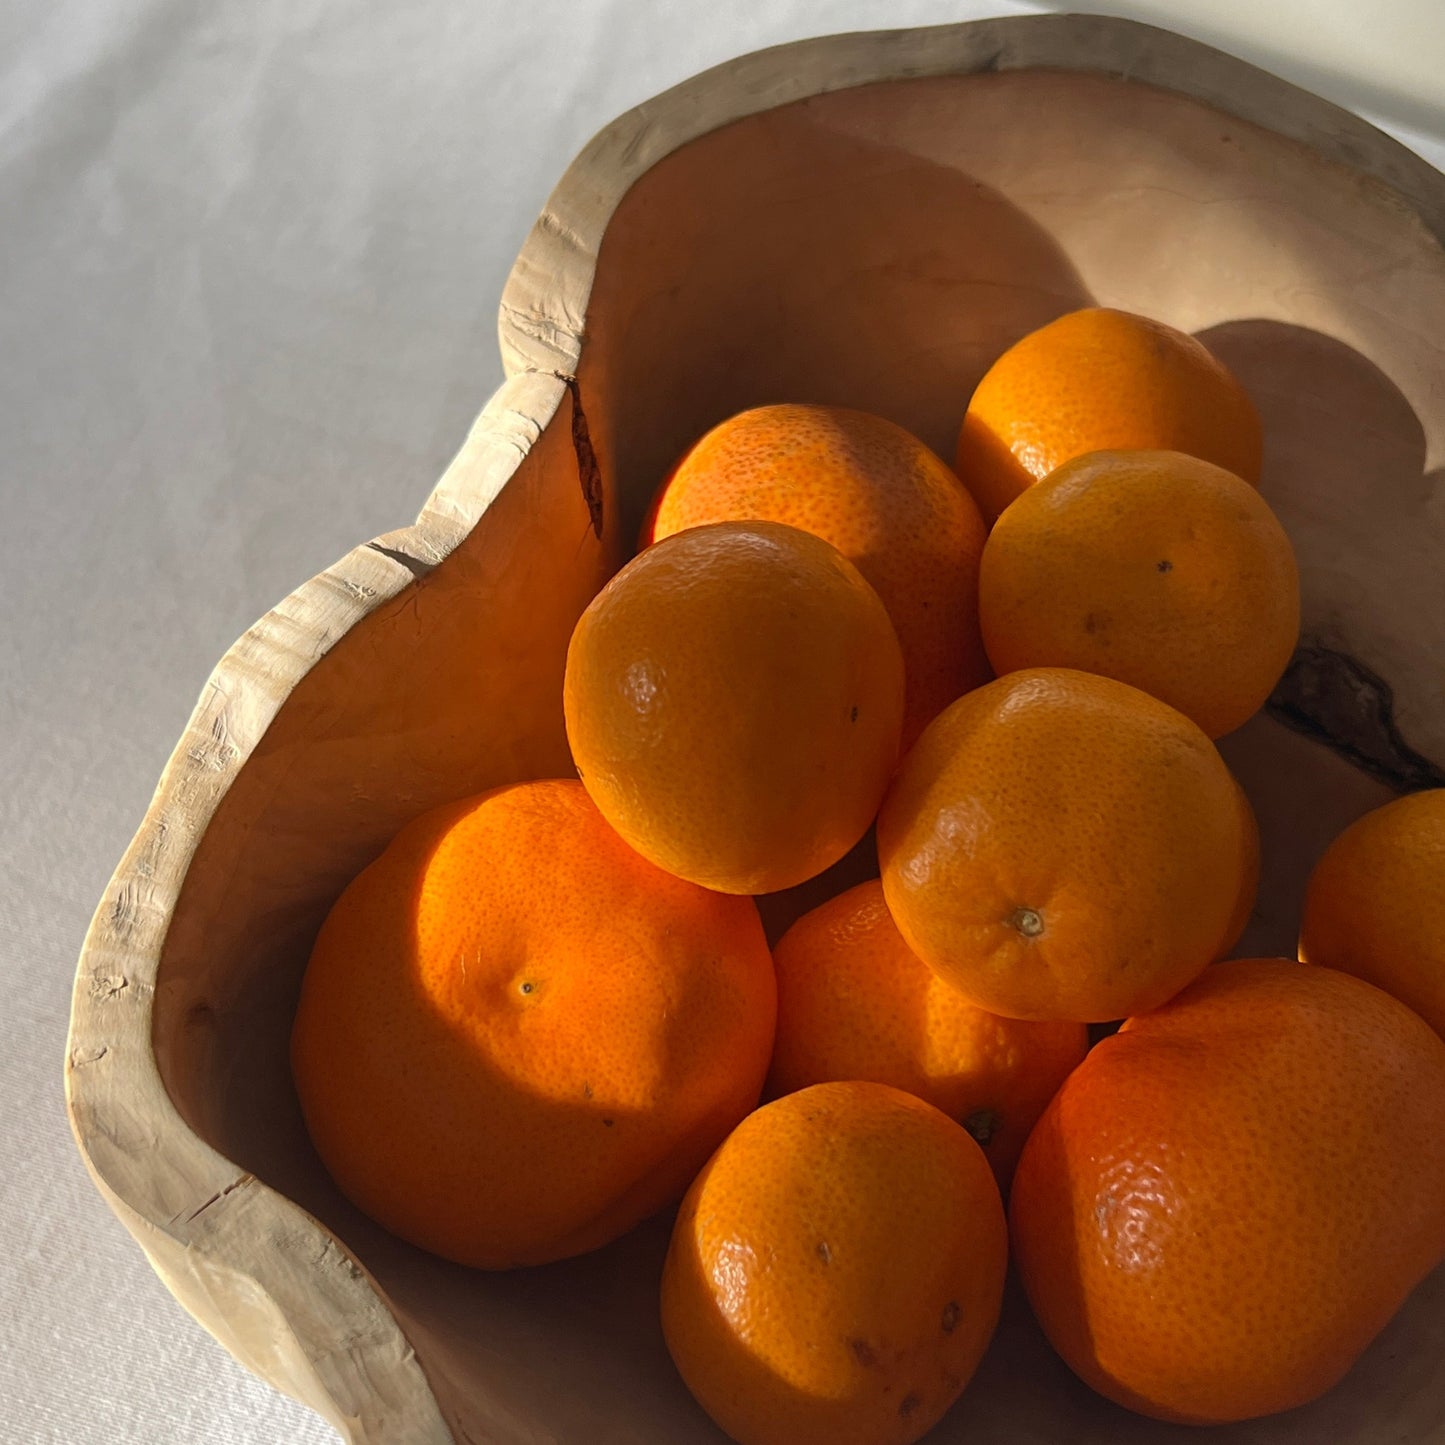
[
  {"xmin": 877, "ymin": 668, "xmax": 1245, "ymax": 1022},
  {"xmin": 767, "ymin": 880, "xmax": 1087, "ymax": 1189},
  {"xmin": 1299, "ymin": 788, "xmax": 1445, "ymax": 1038},
  {"xmin": 565, "ymin": 521, "xmax": 905, "ymax": 894},
  {"xmin": 644, "ymin": 405, "xmax": 989, "ymax": 747},
  {"xmin": 956, "ymin": 308, "xmax": 1262, "ymax": 522},
  {"xmin": 290, "ymin": 779, "xmax": 776, "ymax": 1269},
  {"xmin": 1010, "ymin": 959, "xmax": 1445, "ymax": 1424},
  {"xmin": 978, "ymin": 450, "xmax": 1300, "ymax": 739},
  {"xmin": 661, "ymin": 1081, "xmax": 1007, "ymax": 1445}
]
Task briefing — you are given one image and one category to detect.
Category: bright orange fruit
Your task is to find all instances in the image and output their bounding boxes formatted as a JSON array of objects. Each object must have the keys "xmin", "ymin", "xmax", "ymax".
[
  {"xmin": 662, "ymin": 1080, "xmax": 1007, "ymax": 1445},
  {"xmin": 768, "ymin": 880, "xmax": 1087, "ymax": 1187},
  {"xmin": 564, "ymin": 521, "xmax": 904, "ymax": 894},
  {"xmin": 290, "ymin": 779, "xmax": 776, "ymax": 1268},
  {"xmin": 978, "ymin": 449, "xmax": 1299, "ymax": 738},
  {"xmin": 1011, "ymin": 959, "xmax": 1445, "ymax": 1424},
  {"xmin": 956, "ymin": 307, "xmax": 1262, "ymax": 522},
  {"xmin": 644, "ymin": 404, "xmax": 989, "ymax": 745},
  {"xmin": 877, "ymin": 668, "xmax": 1246, "ymax": 1022},
  {"xmin": 1299, "ymin": 788, "xmax": 1445, "ymax": 1038}
]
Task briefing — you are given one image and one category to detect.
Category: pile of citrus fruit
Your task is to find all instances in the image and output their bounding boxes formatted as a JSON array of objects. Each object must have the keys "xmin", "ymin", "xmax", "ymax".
[{"xmin": 291, "ymin": 307, "xmax": 1445, "ymax": 1443}]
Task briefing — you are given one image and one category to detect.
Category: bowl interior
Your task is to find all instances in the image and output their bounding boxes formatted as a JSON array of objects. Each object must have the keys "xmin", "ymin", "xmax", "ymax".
[{"xmin": 152, "ymin": 68, "xmax": 1445, "ymax": 1444}]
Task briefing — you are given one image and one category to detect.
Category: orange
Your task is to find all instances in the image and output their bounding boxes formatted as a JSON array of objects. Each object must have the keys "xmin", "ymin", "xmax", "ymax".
[
  {"xmin": 661, "ymin": 1080, "xmax": 1006, "ymax": 1445},
  {"xmin": 767, "ymin": 880, "xmax": 1087, "ymax": 1187},
  {"xmin": 1299, "ymin": 788, "xmax": 1445, "ymax": 1037},
  {"xmin": 977, "ymin": 450, "xmax": 1300, "ymax": 738},
  {"xmin": 290, "ymin": 778, "xmax": 776, "ymax": 1268},
  {"xmin": 877, "ymin": 668, "xmax": 1246, "ymax": 1022},
  {"xmin": 644, "ymin": 404, "xmax": 989, "ymax": 745},
  {"xmin": 565, "ymin": 521, "xmax": 904, "ymax": 894},
  {"xmin": 1010, "ymin": 959, "xmax": 1445, "ymax": 1424},
  {"xmin": 956, "ymin": 307, "xmax": 1262, "ymax": 522}
]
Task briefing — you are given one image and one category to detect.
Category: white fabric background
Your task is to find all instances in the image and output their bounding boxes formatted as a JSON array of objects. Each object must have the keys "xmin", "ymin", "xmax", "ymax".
[{"xmin": 3, "ymin": 3, "xmax": 1440, "ymax": 1442}]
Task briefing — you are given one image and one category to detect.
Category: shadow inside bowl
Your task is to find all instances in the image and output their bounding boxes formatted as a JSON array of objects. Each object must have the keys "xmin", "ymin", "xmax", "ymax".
[{"xmin": 576, "ymin": 89, "xmax": 1095, "ymax": 541}]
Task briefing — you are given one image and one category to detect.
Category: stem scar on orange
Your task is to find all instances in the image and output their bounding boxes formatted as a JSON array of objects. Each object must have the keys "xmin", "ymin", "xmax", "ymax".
[
  {"xmin": 877, "ymin": 668, "xmax": 1247, "ymax": 1022},
  {"xmin": 290, "ymin": 778, "xmax": 776, "ymax": 1269},
  {"xmin": 767, "ymin": 879, "xmax": 1087, "ymax": 1189}
]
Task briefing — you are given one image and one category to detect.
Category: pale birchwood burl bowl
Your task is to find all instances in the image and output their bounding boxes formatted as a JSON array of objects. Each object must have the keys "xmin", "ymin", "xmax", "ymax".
[{"xmin": 66, "ymin": 15, "xmax": 1445, "ymax": 1444}]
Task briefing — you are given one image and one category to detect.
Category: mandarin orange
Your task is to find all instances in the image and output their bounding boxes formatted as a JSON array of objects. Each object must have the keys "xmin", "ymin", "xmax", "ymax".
[
  {"xmin": 956, "ymin": 307, "xmax": 1262, "ymax": 521},
  {"xmin": 768, "ymin": 880, "xmax": 1086, "ymax": 1187},
  {"xmin": 978, "ymin": 449, "xmax": 1299, "ymax": 738},
  {"xmin": 1299, "ymin": 788, "xmax": 1445, "ymax": 1037},
  {"xmin": 290, "ymin": 779, "xmax": 776, "ymax": 1268},
  {"xmin": 1011, "ymin": 959, "xmax": 1445, "ymax": 1423},
  {"xmin": 877, "ymin": 668, "xmax": 1246, "ymax": 1022},
  {"xmin": 662, "ymin": 1080, "xmax": 1006, "ymax": 1445},
  {"xmin": 565, "ymin": 521, "xmax": 904, "ymax": 894}
]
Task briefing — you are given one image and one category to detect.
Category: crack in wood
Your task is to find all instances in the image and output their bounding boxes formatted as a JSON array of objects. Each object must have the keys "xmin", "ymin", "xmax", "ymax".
[
  {"xmin": 175, "ymin": 1172, "xmax": 256, "ymax": 1228},
  {"xmin": 553, "ymin": 372, "xmax": 604, "ymax": 540},
  {"xmin": 1266, "ymin": 642, "xmax": 1445, "ymax": 792}
]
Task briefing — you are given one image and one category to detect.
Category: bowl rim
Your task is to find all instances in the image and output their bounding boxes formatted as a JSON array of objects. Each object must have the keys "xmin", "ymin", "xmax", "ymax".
[{"xmin": 64, "ymin": 13, "xmax": 1445, "ymax": 1443}]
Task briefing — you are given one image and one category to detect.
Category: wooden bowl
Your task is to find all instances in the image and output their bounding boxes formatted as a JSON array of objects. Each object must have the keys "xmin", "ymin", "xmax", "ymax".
[{"xmin": 66, "ymin": 15, "xmax": 1445, "ymax": 1444}]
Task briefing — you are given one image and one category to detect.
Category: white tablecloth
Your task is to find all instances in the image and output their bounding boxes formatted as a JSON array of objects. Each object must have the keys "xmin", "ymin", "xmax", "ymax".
[{"xmin": 3, "ymin": 2, "xmax": 1440, "ymax": 1441}]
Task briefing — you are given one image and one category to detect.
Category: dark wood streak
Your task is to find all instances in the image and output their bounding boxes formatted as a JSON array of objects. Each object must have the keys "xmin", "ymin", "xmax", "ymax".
[
  {"xmin": 1266, "ymin": 642, "xmax": 1445, "ymax": 793},
  {"xmin": 555, "ymin": 372, "xmax": 604, "ymax": 540}
]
